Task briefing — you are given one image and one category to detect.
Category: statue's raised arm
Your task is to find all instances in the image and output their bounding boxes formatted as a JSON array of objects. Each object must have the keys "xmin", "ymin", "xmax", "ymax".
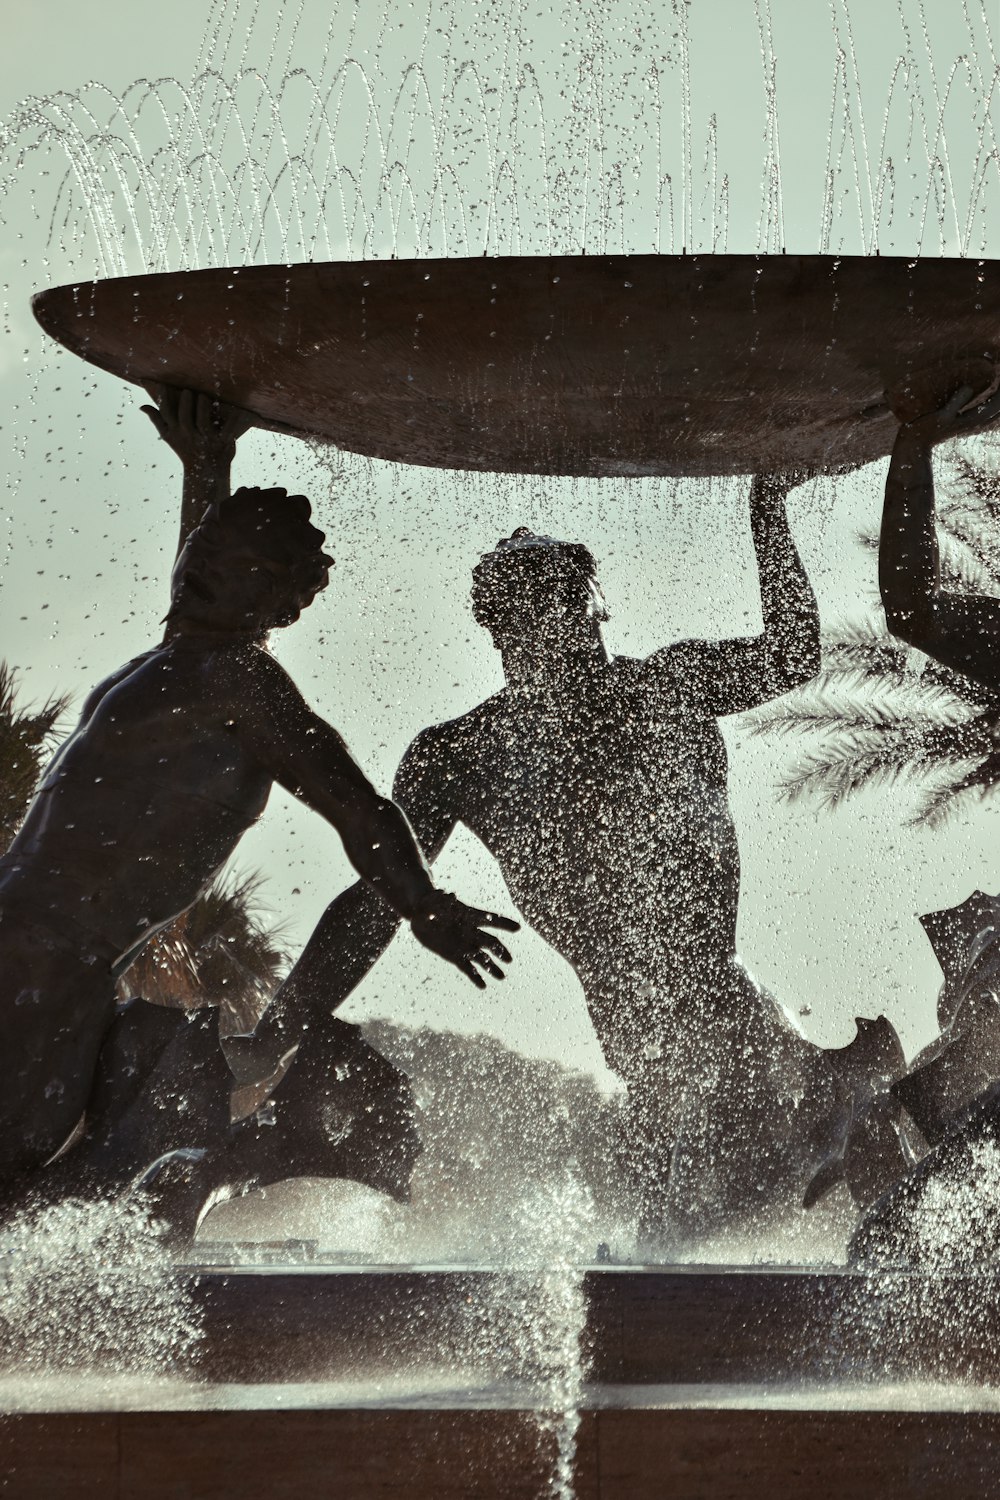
[
  {"xmin": 644, "ymin": 472, "xmax": 821, "ymax": 715},
  {"xmin": 879, "ymin": 377, "xmax": 1000, "ymax": 688},
  {"xmin": 141, "ymin": 384, "xmax": 257, "ymax": 556}
]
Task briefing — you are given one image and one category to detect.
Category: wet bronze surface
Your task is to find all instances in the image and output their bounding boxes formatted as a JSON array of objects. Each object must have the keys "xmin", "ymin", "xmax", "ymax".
[{"xmin": 32, "ymin": 254, "xmax": 1000, "ymax": 478}]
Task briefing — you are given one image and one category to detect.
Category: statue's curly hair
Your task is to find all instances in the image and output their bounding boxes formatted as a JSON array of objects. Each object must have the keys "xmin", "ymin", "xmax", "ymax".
[
  {"xmin": 471, "ymin": 527, "xmax": 609, "ymax": 627},
  {"xmin": 169, "ymin": 487, "xmax": 333, "ymax": 630}
]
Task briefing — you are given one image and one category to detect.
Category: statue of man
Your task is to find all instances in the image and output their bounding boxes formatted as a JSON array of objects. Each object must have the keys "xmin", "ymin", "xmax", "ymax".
[
  {"xmin": 248, "ymin": 476, "xmax": 903, "ymax": 1239},
  {"xmin": 878, "ymin": 376, "xmax": 1000, "ymax": 1149},
  {"xmin": 0, "ymin": 389, "xmax": 517, "ymax": 1185},
  {"xmin": 848, "ymin": 375, "xmax": 1000, "ymax": 1264}
]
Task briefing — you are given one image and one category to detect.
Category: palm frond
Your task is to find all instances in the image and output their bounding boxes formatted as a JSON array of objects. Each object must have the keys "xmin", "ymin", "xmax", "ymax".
[
  {"xmin": 815, "ymin": 620, "xmax": 986, "ymax": 703},
  {"xmin": 937, "ymin": 530, "xmax": 1000, "ymax": 597},
  {"xmin": 118, "ymin": 871, "xmax": 291, "ymax": 1034},
  {"xmin": 785, "ymin": 456, "xmax": 1000, "ymax": 826},
  {"xmin": 818, "ymin": 623, "xmax": 913, "ymax": 682},
  {"xmin": 910, "ymin": 752, "xmax": 1000, "ymax": 829},
  {"xmin": 950, "ymin": 450, "xmax": 1000, "ymax": 514},
  {"xmin": 936, "ymin": 509, "xmax": 1000, "ymax": 595},
  {"xmin": 750, "ymin": 701, "xmax": 903, "ymax": 739},
  {"xmin": 771, "ymin": 709, "xmax": 998, "ymax": 812},
  {"xmin": 0, "ymin": 662, "xmax": 70, "ymax": 853},
  {"xmin": 750, "ymin": 670, "xmax": 976, "ymax": 744},
  {"xmin": 775, "ymin": 736, "xmax": 937, "ymax": 810}
]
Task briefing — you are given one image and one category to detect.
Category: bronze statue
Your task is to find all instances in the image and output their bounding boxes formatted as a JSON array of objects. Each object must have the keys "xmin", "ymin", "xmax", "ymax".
[
  {"xmin": 849, "ymin": 376, "xmax": 1000, "ymax": 1263},
  {"xmin": 244, "ymin": 478, "xmax": 905, "ymax": 1239},
  {"xmin": 0, "ymin": 389, "xmax": 517, "ymax": 1190}
]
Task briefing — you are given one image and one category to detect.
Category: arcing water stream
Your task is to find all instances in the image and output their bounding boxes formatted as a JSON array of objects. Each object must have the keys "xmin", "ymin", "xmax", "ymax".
[{"xmin": 1, "ymin": 0, "xmax": 998, "ymax": 281}]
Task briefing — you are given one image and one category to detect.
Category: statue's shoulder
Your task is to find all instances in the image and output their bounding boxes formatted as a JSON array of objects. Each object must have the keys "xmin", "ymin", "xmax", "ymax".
[
  {"xmin": 406, "ymin": 691, "xmax": 505, "ymax": 758},
  {"xmin": 610, "ymin": 654, "xmax": 645, "ymax": 683},
  {"xmin": 220, "ymin": 641, "xmax": 299, "ymax": 694},
  {"xmin": 79, "ymin": 647, "xmax": 169, "ymax": 718},
  {"xmin": 616, "ymin": 647, "xmax": 699, "ymax": 712},
  {"xmin": 165, "ymin": 643, "xmax": 308, "ymax": 730}
]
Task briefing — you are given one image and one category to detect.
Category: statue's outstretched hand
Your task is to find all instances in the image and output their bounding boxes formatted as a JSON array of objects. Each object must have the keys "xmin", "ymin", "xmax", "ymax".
[
  {"xmin": 140, "ymin": 384, "xmax": 256, "ymax": 469},
  {"xmin": 409, "ymin": 891, "xmax": 520, "ymax": 989},
  {"xmin": 894, "ymin": 373, "xmax": 1000, "ymax": 443}
]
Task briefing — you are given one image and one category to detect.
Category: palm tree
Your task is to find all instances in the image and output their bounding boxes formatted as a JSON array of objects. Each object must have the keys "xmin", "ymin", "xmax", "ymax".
[
  {"xmin": 1, "ymin": 662, "xmax": 289, "ymax": 1026},
  {"xmin": 0, "ymin": 662, "xmax": 69, "ymax": 853},
  {"xmin": 122, "ymin": 872, "xmax": 289, "ymax": 1034},
  {"xmin": 750, "ymin": 445, "xmax": 1000, "ymax": 828}
]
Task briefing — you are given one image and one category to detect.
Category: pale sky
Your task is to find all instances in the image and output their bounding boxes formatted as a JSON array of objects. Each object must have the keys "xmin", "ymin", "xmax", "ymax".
[{"xmin": 1, "ymin": 0, "xmax": 999, "ymax": 1080}]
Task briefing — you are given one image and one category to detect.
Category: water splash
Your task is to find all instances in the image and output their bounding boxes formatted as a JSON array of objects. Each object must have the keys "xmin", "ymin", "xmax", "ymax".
[
  {"xmin": 0, "ymin": 1196, "xmax": 201, "ymax": 1374},
  {"xmin": 199, "ymin": 1022, "xmax": 853, "ymax": 1264},
  {"xmin": 829, "ymin": 1140, "xmax": 1000, "ymax": 1386}
]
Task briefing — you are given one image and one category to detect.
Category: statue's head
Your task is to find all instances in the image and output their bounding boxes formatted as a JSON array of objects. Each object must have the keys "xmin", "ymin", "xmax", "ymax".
[
  {"xmin": 168, "ymin": 487, "xmax": 334, "ymax": 637},
  {"xmin": 471, "ymin": 528, "xmax": 608, "ymax": 650}
]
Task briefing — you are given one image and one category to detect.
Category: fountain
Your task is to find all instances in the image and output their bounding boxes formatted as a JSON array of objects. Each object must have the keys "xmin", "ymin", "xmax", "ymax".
[{"xmin": 4, "ymin": 2, "xmax": 1000, "ymax": 1497}]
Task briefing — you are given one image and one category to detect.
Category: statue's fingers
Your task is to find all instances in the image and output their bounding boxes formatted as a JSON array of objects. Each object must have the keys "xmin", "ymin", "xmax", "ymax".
[
  {"xmin": 195, "ymin": 391, "xmax": 217, "ymax": 434},
  {"xmin": 473, "ymin": 952, "xmax": 505, "ymax": 981},
  {"xmin": 477, "ymin": 932, "xmax": 513, "ymax": 964},
  {"xmin": 139, "ymin": 404, "xmax": 167, "ymax": 439},
  {"xmin": 478, "ymin": 910, "xmax": 520, "ymax": 932},
  {"xmin": 940, "ymin": 383, "xmax": 976, "ymax": 419},
  {"xmin": 220, "ymin": 403, "xmax": 256, "ymax": 441},
  {"xmin": 458, "ymin": 959, "xmax": 487, "ymax": 990}
]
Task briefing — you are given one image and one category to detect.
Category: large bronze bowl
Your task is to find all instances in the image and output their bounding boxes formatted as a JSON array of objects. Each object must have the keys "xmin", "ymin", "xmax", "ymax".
[{"xmin": 33, "ymin": 255, "xmax": 1000, "ymax": 478}]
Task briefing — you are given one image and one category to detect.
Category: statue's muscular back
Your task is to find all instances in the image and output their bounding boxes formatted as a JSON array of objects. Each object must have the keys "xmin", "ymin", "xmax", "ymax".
[
  {"xmin": 1, "ymin": 640, "xmax": 278, "ymax": 964},
  {"xmin": 402, "ymin": 654, "xmax": 740, "ymax": 1004}
]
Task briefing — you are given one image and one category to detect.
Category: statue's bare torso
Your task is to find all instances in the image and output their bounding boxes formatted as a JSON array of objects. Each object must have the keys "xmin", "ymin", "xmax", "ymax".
[
  {"xmin": 408, "ymin": 656, "xmax": 740, "ymax": 1023},
  {"xmin": 2, "ymin": 642, "xmax": 286, "ymax": 965},
  {"xmin": 0, "ymin": 621, "xmax": 513, "ymax": 1177}
]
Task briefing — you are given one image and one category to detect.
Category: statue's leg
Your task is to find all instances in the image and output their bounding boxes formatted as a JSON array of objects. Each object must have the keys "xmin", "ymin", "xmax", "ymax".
[
  {"xmin": 892, "ymin": 993, "xmax": 1000, "ymax": 1147},
  {"xmin": 3, "ymin": 998, "xmax": 194, "ymax": 1211},
  {"xmin": 66, "ymin": 1015, "xmax": 422, "ymax": 1246},
  {"xmin": 67, "ymin": 1006, "xmax": 236, "ymax": 1244},
  {"xmin": 84, "ymin": 1007, "xmax": 233, "ymax": 1181},
  {"xmin": 581, "ymin": 984, "xmax": 684, "ymax": 1238},
  {"xmin": 0, "ymin": 921, "xmax": 117, "ymax": 1182},
  {"xmin": 803, "ymin": 1015, "xmax": 911, "ymax": 1210},
  {"xmin": 216, "ymin": 1018, "xmax": 422, "ymax": 1206},
  {"xmin": 88, "ymin": 999, "xmax": 196, "ymax": 1127}
]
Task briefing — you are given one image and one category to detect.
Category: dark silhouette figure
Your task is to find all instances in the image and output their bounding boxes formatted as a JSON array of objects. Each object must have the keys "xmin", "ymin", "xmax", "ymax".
[
  {"xmin": 16, "ymin": 1000, "xmax": 419, "ymax": 1244},
  {"xmin": 0, "ymin": 390, "xmax": 516, "ymax": 1191},
  {"xmin": 849, "ymin": 377, "xmax": 1000, "ymax": 1263},
  {"xmin": 249, "ymin": 479, "xmax": 905, "ymax": 1238}
]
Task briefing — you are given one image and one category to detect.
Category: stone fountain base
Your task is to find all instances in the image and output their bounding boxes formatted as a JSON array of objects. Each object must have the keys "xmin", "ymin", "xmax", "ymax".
[
  {"xmin": 2, "ymin": 1265, "xmax": 999, "ymax": 1497},
  {"xmin": 4, "ymin": 1398, "xmax": 1000, "ymax": 1499}
]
